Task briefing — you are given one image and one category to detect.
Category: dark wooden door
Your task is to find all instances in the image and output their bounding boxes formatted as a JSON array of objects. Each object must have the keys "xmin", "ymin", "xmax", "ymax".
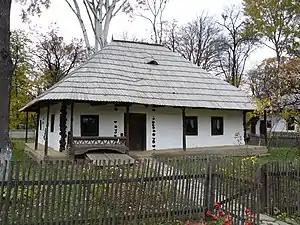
[
  {"xmin": 260, "ymin": 120, "xmax": 266, "ymax": 135},
  {"xmin": 250, "ymin": 122, "xmax": 256, "ymax": 134},
  {"xmin": 124, "ymin": 113, "xmax": 146, "ymax": 151}
]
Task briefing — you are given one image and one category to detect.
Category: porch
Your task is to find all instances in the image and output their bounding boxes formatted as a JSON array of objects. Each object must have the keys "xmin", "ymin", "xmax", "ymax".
[
  {"xmin": 129, "ymin": 145, "xmax": 269, "ymax": 159},
  {"xmin": 25, "ymin": 135, "xmax": 129, "ymax": 162},
  {"xmin": 67, "ymin": 133, "xmax": 129, "ymax": 155},
  {"xmin": 25, "ymin": 142, "xmax": 69, "ymax": 162}
]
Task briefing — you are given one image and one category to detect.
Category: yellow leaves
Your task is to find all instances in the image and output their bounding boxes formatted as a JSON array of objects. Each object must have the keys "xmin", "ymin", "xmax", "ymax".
[
  {"xmin": 250, "ymin": 56, "xmax": 300, "ymax": 115},
  {"xmin": 242, "ymin": 156, "xmax": 258, "ymax": 164}
]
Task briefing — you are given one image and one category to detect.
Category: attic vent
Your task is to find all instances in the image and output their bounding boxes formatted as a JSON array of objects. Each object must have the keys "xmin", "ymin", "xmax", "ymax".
[{"xmin": 147, "ymin": 60, "xmax": 158, "ymax": 65}]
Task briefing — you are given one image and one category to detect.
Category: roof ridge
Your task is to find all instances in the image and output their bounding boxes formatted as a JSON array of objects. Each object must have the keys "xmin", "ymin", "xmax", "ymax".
[{"xmin": 112, "ymin": 39, "xmax": 163, "ymax": 47}]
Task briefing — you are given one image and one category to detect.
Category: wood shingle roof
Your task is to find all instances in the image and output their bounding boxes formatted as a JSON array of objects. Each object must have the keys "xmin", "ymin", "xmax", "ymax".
[{"xmin": 21, "ymin": 40, "xmax": 254, "ymax": 111}]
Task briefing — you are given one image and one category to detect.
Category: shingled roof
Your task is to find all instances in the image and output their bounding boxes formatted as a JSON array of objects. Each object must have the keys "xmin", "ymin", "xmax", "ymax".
[{"xmin": 21, "ymin": 40, "xmax": 254, "ymax": 111}]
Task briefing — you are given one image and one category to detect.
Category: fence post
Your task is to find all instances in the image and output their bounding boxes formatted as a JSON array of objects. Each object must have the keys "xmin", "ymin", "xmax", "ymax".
[
  {"xmin": 204, "ymin": 157, "xmax": 215, "ymax": 211},
  {"xmin": 257, "ymin": 164, "xmax": 268, "ymax": 213}
]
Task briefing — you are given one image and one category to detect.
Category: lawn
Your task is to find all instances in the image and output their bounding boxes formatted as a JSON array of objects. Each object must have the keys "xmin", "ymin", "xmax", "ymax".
[
  {"xmin": 258, "ymin": 147, "xmax": 300, "ymax": 162},
  {"xmin": 11, "ymin": 139, "xmax": 29, "ymax": 161}
]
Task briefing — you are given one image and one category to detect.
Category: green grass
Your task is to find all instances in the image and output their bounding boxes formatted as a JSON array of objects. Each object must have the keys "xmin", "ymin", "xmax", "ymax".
[
  {"xmin": 258, "ymin": 147, "xmax": 300, "ymax": 163},
  {"xmin": 11, "ymin": 140, "xmax": 28, "ymax": 161}
]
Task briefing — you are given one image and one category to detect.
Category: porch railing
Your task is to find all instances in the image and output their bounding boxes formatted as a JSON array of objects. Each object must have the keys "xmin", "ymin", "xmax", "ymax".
[{"xmin": 67, "ymin": 132, "xmax": 128, "ymax": 155}]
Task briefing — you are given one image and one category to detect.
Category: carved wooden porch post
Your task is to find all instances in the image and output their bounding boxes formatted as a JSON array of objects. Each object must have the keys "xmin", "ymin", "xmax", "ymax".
[
  {"xmin": 243, "ymin": 111, "xmax": 247, "ymax": 143},
  {"xmin": 35, "ymin": 107, "xmax": 40, "ymax": 150},
  {"xmin": 25, "ymin": 111, "xmax": 29, "ymax": 143},
  {"xmin": 44, "ymin": 104, "xmax": 50, "ymax": 157},
  {"xmin": 70, "ymin": 101, "xmax": 74, "ymax": 137},
  {"xmin": 263, "ymin": 110, "xmax": 267, "ymax": 146},
  {"xmin": 68, "ymin": 101, "xmax": 74, "ymax": 157},
  {"xmin": 59, "ymin": 101, "xmax": 68, "ymax": 152},
  {"xmin": 125, "ymin": 104, "xmax": 130, "ymax": 150},
  {"xmin": 182, "ymin": 108, "xmax": 187, "ymax": 151}
]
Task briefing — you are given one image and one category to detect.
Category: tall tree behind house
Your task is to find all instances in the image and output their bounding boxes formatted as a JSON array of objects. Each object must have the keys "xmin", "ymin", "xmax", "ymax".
[
  {"xmin": 10, "ymin": 30, "xmax": 35, "ymax": 129},
  {"xmin": 163, "ymin": 7, "xmax": 257, "ymax": 86},
  {"xmin": 65, "ymin": 0, "xmax": 152, "ymax": 55},
  {"xmin": 244, "ymin": 0, "xmax": 300, "ymax": 66},
  {"xmin": 163, "ymin": 13, "xmax": 222, "ymax": 72},
  {"xmin": 217, "ymin": 6, "xmax": 257, "ymax": 87},
  {"xmin": 31, "ymin": 28, "xmax": 86, "ymax": 92},
  {"xmin": 244, "ymin": 0, "xmax": 300, "ymax": 134},
  {"xmin": 136, "ymin": 0, "xmax": 169, "ymax": 44}
]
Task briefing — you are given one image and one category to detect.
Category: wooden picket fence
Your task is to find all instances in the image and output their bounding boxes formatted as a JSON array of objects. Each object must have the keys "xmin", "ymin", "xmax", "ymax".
[
  {"xmin": 259, "ymin": 161, "xmax": 300, "ymax": 217},
  {"xmin": 248, "ymin": 133, "xmax": 300, "ymax": 147},
  {"xmin": 1, "ymin": 156, "xmax": 298, "ymax": 225}
]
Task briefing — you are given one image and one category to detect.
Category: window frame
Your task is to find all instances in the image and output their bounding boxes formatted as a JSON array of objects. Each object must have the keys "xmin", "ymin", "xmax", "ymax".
[
  {"xmin": 50, "ymin": 114, "xmax": 55, "ymax": 133},
  {"xmin": 211, "ymin": 116, "xmax": 224, "ymax": 136},
  {"xmin": 80, "ymin": 115, "xmax": 100, "ymax": 137},
  {"xmin": 185, "ymin": 116, "xmax": 198, "ymax": 136}
]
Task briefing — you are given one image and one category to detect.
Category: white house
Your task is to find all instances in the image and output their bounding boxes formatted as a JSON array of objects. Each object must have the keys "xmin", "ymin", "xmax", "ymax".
[
  {"xmin": 251, "ymin": 115, "xmax": 298, "ymax": 135},
  {"xmin": 21, "ymin": 40, "xmax": 254, "ymax": 157}
]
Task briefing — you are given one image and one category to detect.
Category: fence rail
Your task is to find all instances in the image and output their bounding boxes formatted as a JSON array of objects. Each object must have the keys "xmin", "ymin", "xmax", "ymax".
[
  {"xmin": 248, "ymin": 133, "xmax": 300, "ymax": 147},
  {"xmin": 0, "ymin": 156, "xmax": 299, "ymax": 225}
]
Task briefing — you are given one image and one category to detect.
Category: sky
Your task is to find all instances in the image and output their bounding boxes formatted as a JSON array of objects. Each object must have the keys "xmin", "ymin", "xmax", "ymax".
[{"xmin": 10, "ymin": 0, "xmax": 274, "ymax": 69}]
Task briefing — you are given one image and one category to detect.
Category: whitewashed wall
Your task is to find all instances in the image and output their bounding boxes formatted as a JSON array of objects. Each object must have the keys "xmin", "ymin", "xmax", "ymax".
[
  {"xmin": 38, "ymin": 103, "xmax": 62, "ymax": 151},
  {"xmin": 38, "ymin": 103, "xmax": 245, "ymax": 151}
]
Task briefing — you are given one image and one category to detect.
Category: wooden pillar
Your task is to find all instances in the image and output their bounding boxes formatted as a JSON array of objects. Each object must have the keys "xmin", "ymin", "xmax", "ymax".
[
  {"xmin": 182, "ymin": 108, "xmax": 187, "ymax": 151},
  {"xmin": 25, "ymin": 111, "xmax": 29, "ymax": 143},
  {"xmin": 34, "ymin": 107, "xmax": 40, "ymax": 150},
  {"xmin": 125, "ymin": 104, "xmax": 130, "ymax": 149},
  {"xmin": 68, "ymin": 102, "xmax": 74, "ymax": 157},
  {"xmin": 59, "ymin": 102, "xmax": 67, "ymax": 152},
  {"xmin": 243, "ymin": 111, "xmax": 247, "ymax": 143},
  {"xmin": 44, "ymin": 104, "xmax": 50, "ymax": 157},
  {"xmin": 70, "ymin": 101, "xmax": 74, "ymax": 136},
  {"xmin": 263, "ymin": 110, "xmax": 267, "ymax": 146}
]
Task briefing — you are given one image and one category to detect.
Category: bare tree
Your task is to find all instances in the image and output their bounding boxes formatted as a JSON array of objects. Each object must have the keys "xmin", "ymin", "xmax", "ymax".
[
  {"xmin": 65, "ymin": 0, "xmax": 133, "ymax": 55},
  {"xmin": 163, "ymin": 13, "xmax": 222, "ymax": 72},
  {"xmin": 120, "ymin": 31, "xmax": 146, "ymax": 42},
  {"xmin": 163, "ymin": 19, "xmax": 179, "ymax": 52},
  {"xmin": 31, "ymin": 28, "xmax": 86, "ymax": 92},
  {"xmin": 248, "ymin": 57, "xmax": 300, "ymax": 111},
  {"xmin": 217, "ymin": 6, "xmax": 257, "ymax": 87},
  {"xmin": 136, "ymin": 0, "xmax": 169, "ymax": 44}
]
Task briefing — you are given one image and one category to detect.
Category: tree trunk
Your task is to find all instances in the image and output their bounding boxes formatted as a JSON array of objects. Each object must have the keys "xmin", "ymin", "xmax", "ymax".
[{"xmin": 0, "ymin": 0, "xmax": 12, "ymax": 151}]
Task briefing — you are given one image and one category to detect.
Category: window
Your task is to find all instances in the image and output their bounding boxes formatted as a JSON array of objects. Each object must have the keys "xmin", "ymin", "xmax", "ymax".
[
  {"xmin": 287, "ymin": 117, "xmax": 295, "ymax": 131},
  {"xmin": 147, "ymin": 60, "xmax": 158, "ymax": 65},
  {"xmin": 266, "ymin": 120, "xmax": 272, "ymax": 129},
  {"xmin": 185, "ymin": 116, "xmax": 198, "ymax": 135},
  {"xmin": 50, "ymin": 114, "xmax": 55, "ymax": 132},
  {"xmin": 81, "ymin": 115, "xmax": 99, "ymax": 136},
  {"xmin": 39, "ymin": 120, "xmax": 42, "ymax": 130},
  {"xmin": 211, "ymin": 117, "xmax": 224, "ymax": 136}
]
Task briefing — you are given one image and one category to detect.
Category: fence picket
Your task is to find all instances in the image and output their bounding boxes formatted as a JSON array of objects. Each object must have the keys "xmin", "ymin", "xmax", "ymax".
[
  {"xmin": 0, "ymin": 160, "xmax": 8, "ymax": 223},
  {"xmin": 23, "ymin": 161, "xmax": 32, "ymax": 224},
  {"xmin": 73, "ymin": 161, "xmax": 84, "ymax": 225},
  {"xmin": 28, "ymin": 162, "xmax": 37, "ymax": 224},
  {"xmin": 0, "ymin": 156, "xmax": 299, "ymax": 225},
  {"xmin": 10, "ymin": 161, "xmax": 20, "ymax": 224},
  {"xmin": 2, "ymin": 161, "xmax": 12, "ymax": 225},
  {"xmin": 61, "ymin": 160, "xmax": 69, "ymax": 223}
]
